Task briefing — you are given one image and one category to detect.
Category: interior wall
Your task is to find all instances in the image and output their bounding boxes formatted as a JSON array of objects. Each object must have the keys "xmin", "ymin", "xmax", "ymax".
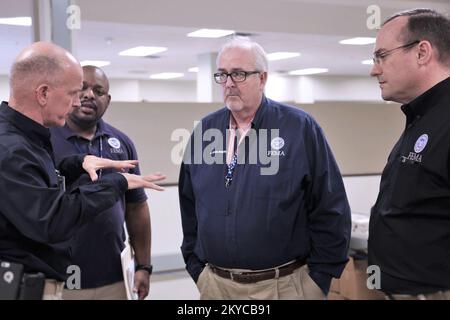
[{"xmin": 0, "ymin": 74, "xmax": 383, "ymax": 104}]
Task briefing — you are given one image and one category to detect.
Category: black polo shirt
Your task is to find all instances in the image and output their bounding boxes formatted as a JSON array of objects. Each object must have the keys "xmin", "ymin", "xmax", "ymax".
[
  {"xmin": 369, "ymin": 77, "xmax": 450, "ymax": 294},
  {"xmin": 50, "ymin": 120, "xmax": 147, "ymax": 289},
  {"xmin": 0, "ymin": 102, "xmax": 127, "ymax": 281}
]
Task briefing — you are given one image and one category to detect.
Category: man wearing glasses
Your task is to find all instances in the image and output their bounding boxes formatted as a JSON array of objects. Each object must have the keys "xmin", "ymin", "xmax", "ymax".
[
  {"xmin": 369, "ymin": 9, "xmax": 450, "ymax": 300},
  {"xmin": 179, "ymin": 37, "xmax": 351, "ymax": 299}
]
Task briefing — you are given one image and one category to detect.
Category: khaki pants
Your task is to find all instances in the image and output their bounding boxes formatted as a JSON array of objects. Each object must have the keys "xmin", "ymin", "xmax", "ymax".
[
  {"xmin": 62, "ymin": 281, "xmax": 127, "ymax": 300},
  {"xmin": 196, "ymin": 264, "xmax": 325, "ymax": 300},
  {"xmin": 42, "ymin": 279, "xmax": 64, "ymax": 300}
]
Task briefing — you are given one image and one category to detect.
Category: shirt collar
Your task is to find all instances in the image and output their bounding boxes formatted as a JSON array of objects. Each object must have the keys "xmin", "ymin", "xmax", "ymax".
[
  {"xmin": 226, "ymin": 95, "xmax": 268, "ymax": 130},
  {"xmin": 0, "ymin": 101, "xmax": 51, "ymax": 147},
  {"xmin": 60, "ymin": 118, "xmax": 112, "ymax": 141},
  {"xmin": 401, "ymin": 77, "xmax": 450, "ymax": 122}
]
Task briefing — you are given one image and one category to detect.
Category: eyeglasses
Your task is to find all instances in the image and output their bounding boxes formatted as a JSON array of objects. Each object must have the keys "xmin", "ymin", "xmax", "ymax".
[
  {"xmin": 372, "ymin": 40, "xmax": 420, "ymax": 65},
  {"xmin": 214, "ymin": 70, "xmax": 260, "ymax": 84}
]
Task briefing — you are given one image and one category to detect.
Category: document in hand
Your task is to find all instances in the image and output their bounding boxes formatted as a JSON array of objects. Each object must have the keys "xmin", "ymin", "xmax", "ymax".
[{"xmin": 121, "ymin": 244, "xmax": 138, "ymax": 300}]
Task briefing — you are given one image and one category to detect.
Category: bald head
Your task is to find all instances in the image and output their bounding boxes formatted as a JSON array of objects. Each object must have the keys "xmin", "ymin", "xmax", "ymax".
[
  {"xmin": 8, "ymin": 42, "xmax": 83, "ymax": 127},
  {"xmin": 10, "ymin": 42, "xmax": 81, "ymax": 99}
]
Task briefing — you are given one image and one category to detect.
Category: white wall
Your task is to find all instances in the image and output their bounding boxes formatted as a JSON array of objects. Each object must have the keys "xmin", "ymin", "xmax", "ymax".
[
  {"xmin": 0, "ymin": 76, "xmax": 9, "ymax": 102},
  {"xmin": 139, "ymin": 80, "xmax": 196, "ymax": 102},
  {"xmin": 306, "ymin": 76, "xmax": 383, "ymax": 102},
  {"xmin": 108, "ymin": 79, "xmax": 141, "ymax": 102}
]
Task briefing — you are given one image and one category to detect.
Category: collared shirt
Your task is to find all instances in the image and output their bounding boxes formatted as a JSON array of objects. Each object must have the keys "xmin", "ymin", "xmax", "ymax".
[
  {"xmin": 369, "ymin": 77, "xmax": 450, "ymax": 295},
  {"xmin": 0, "ymin": 102, "xmax": 127, "ymax": 281},
  {"xmin": 179, "ymin": 96, "xmax": 351, "ymax": 294},
  {"xmin": 50, "ymin": 119, "xmax": 147, "ymax": 288}
]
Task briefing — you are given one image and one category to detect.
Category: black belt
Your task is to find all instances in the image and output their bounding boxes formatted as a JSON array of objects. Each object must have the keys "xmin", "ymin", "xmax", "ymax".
[{"xmin": 209, "ymin": 259, "xmax": 306, "ymax": 284}]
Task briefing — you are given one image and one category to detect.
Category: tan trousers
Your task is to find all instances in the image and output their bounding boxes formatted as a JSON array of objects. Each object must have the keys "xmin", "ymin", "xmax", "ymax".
[
  {"xmin": 42, "ymin": 279, "xmax": 64, "ymax": 300},
  {"xmin": 386, "ymin": 290, "xmax": 450, "ymax": 300},
  {"xmin": 62, "ymin": 281, "xmax": 127, "ymax": 300},
  {"xmin": 196, "ymin": 264, "xmax": 326, "ymax": 300}
]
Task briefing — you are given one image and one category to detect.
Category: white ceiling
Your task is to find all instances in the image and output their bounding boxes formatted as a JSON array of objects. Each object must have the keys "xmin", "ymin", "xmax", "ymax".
[{"xmin": 0, "ymin": 0, "xmax": 448, "ymax": 80}]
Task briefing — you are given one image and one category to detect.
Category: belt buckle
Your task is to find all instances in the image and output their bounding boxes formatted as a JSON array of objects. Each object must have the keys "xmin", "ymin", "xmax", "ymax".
[{"xmin": 274, "ymin": 268, "xmax": 280, "ymax": 279}]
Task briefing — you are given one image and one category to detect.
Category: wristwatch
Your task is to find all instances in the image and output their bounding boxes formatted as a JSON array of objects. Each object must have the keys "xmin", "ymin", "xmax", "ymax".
[{"xmin": 135, "ymin": 264, "xmax": 153, "ymax": 275}]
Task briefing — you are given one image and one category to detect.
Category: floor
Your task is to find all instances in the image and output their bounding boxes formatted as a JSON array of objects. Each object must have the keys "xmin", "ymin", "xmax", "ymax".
[{"xmin": 147, "ymin": 269, "xmax": 199, "ymax": 300}]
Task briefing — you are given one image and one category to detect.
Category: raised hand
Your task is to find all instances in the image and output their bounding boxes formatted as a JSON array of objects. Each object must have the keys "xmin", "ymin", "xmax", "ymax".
[{"xmin": 82, "ymin": 155, "xmax": 138, "ymax": 181}]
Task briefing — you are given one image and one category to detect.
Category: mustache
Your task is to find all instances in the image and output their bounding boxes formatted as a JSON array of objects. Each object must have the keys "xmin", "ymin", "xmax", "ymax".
[
  {"xmin": 80, "ymin": 99, "xmax": 97, "ymax": 110},
  {"xmin": 226, "ymin": 90, "xmax": 240, "ymax": 97}
]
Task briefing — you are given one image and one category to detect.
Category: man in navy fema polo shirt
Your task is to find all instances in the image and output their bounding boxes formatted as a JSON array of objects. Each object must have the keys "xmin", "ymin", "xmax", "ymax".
[{"xmin": 50, "ymin": 66, "xmax": 153, "ymax": 300}]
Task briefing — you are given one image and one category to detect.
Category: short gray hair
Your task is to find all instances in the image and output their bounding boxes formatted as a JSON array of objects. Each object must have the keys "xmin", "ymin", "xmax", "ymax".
[{"xmin": 216, "ymin": 36, "xmax": 268, "ymax": 72}]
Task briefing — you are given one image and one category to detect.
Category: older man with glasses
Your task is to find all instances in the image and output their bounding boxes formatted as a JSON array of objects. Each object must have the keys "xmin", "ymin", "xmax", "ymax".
[
  {"xmin": 369, "ymin": 8, "xmax": 450, "ymax": 300},
  {"xmin": 178, "ymin": 37, "xmax": 351, "ymax": 300}
]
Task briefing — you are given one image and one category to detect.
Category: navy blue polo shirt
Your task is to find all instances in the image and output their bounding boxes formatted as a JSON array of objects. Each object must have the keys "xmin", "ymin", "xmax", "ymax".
[
  {"xmin": 179, "ymin": 96, "xmax": 351, "ymax": 294},
  {"xmin": 50, "ymin": 119, "xmax": 147, "ymax": 288}
]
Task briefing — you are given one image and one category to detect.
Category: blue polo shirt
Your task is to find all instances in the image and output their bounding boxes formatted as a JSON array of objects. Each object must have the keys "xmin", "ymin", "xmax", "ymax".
[
  {"xmin": 50, "ymin": 119, "xmax": 147, "ymax": 288},
  {"xmin": 179, "ymin": 96, "xmax": 351, "ymax": 294}
]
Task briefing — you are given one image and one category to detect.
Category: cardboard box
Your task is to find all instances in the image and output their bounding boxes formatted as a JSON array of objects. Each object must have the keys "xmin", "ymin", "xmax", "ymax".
[{"xmin": 328, "ymin": 257, "xmax": 385, "ymax": 300}]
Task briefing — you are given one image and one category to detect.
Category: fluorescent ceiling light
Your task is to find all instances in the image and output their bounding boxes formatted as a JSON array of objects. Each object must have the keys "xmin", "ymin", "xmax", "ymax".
[
  {"xmin": 80, "ymin": 60, "xmax": 111, "ymax": 67},
  {"xmin": 361, "ymin": 59, "xmax": 374, "ymax": 65},
  {"xmin": 0, "ymin": 17, "xmax": 32, "ymax": 26},
  {"xmin": 150, "ymin": 72, "xmax": 184, "ymax": 80},
  {"xmin": 187, "ymin": 28, "xmax": 235, "ymax": 38},
  {"xmin": 267, "ymin": 52, "xmax": 301, "ymax": 61},
  {"xmin": 339, "ymin": 37, "xmax": 376, "ymax": 45},
  {"xmin": 288, "ymin": 68, "xmax": 329, "ymax": 76},
  {"xmin": 119, "ymin": 46, "xmax": 167, "ymax": 57},
  {"xmin": 188, "ymin": 67, "xmax": 199, "ymax": 73}
]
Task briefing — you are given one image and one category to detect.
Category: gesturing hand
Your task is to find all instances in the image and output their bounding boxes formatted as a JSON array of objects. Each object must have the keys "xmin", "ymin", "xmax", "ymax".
[
  {"xmin": 82, "ymin": 155, "xmax": 138, "ymax": 181},
  {"xmin": 121, "ymin": 172, "xmax": 166, "ymax": 191}
]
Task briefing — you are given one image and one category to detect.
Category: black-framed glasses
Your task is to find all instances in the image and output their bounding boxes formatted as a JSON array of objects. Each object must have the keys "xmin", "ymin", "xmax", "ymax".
[
  {"xmin": 214, "ymin": 70, "xmax": 260, "ymax": 84},
  {"xmin": 372, "ymin": 40, "xmax": 420, "ymax": 65}
]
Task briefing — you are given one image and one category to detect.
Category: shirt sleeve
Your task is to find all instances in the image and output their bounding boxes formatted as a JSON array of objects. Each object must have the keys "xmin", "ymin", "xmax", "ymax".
[
  {"xmin": 0, "ymin": 147, "xmax": 128, "ymax": 245},
  {"xmin": 123, "ymin": 136, "xmax": 148, "ymax": 204},
  {"xmin": 57, "ymin": 153, "xmax": 87, "ymax": 185},
  {"xmin": 179, "ymin": 161, "xmax": 205, "ymax": 282},
  {"xmin": 303, "ymin": 117, "xmax": 352, "ymax": 294}
]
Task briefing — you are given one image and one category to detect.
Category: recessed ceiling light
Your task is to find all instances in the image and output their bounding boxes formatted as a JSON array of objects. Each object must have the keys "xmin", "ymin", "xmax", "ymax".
[
  {"xmin": 150, "ymin": 72, "xmax": 184, "ymax": 80},
  {"xmin": 339, "ymin": 37, "xmax": 376, "ymax": 45},
  {"xmin": 188, "ymin": 67, "xmax": 199, "ymax": 73},
  {"xmin": 361, "ymin": 59, "xmax": 374, "ymax": 65},
  {"xmin": 288, "ymin": 68, "xmax": 329, "ymax": 75},
  {"xmin": 187, "ymin": 29, "xmax": 235, "ymax": 38},
  {"xmin": 80, "ymin": 60, "xmax": 111, "ymax": 67},
  {"xmin": 267, "ymin": 52, "xmax": 301, "ymax": 61},
  {"xmin": 0, "ymin": 17, "xmax": 32, "ymax": 26},
  {"xmin": 119, "ymin": 46, "xmax": 167, "ymax": 57}
]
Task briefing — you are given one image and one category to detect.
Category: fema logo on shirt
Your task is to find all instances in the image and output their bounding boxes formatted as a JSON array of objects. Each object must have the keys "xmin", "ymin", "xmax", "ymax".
[
  {"xmin": 268, "ymin": 137, "xmax": 285, "ymax": 156},
  {"xmin": 108, "ymin": 137, "xmax": 123, "ymax": 154},
  {"xmin": 414, "ymin": 134, "xmax": 428, "ymax": 153},
  {"xmin": 271, "ymin": 137, "xmax": 285, "ymax": 150}
]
